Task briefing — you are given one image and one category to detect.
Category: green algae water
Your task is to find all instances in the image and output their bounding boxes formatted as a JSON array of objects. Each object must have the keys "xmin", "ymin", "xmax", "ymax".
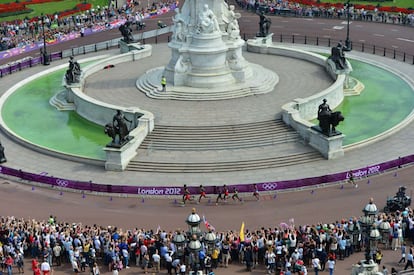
[
  {"xmin": 335, "ymin": 60, "xmax": 414, "ymax": 145},
  {"xmin": 2, "ymin": 59, "xmax": 414, "ymax": 159},
  {"xmin": 2, "ymin": 67, "xmax": 108, "ymax": 160}
]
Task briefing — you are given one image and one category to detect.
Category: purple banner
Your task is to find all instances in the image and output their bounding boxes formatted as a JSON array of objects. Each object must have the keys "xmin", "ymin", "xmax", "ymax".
[{"xmin": 0, "ymin": 155, "xmax": 412, "ymax": 196}]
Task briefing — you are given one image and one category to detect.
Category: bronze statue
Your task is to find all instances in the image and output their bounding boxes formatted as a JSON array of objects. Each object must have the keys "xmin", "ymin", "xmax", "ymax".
[
  {"xmin": 317, "ymin": 99, "xmax": 344, "ymax": 136},
  {"xmin": 105, "ymin": 110, "xmax": 132, "ymax": 146},
  {"xmin": 329, "ymin": 42, "xmax": 348, "ymax": 70},
  {"xmin": 119, "ymin": 22, "xmax": 135, "ymax": 43},
  {"xmin": 257, "ymin": 11, "xmax": 271, "ymax": 37},
  {"xmin": 65, "ymin": 56, "xmax": 81, "ymax": 84}
]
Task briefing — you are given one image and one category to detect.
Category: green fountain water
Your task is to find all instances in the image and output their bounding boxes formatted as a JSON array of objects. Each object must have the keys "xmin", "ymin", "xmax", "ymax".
[
  {"xmin": 335, "ymin": 60, "xmax": 414, "ymax": 145},
  {"xmin": 1, "ymin": 59, "xmax": 413, "ymax": 159},
  {"xmin": 1, "ymin": 67, "xmax": 108, "ymax": 160}
]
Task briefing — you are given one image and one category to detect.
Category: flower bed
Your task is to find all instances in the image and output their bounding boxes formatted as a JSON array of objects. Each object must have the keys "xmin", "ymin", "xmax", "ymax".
[
  {"xmin": 0, "ymin": 0, "xmax": 64, "ymax": 14},
  {"xmin": 295, "ymin": 0, "xmax": 412, "ymax": 14}
]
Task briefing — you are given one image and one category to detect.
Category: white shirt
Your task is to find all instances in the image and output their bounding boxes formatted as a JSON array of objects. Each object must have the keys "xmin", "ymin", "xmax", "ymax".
[
  {"xmin": 328, "ymin": 259, "xmax": 335, "ymax": 269},
  {"xmin": 41, "ymin": 262, "xmax": 51, "ymax": 272},
  {"xmin": 152, "ymin": 253, "xmax": 161, "ymax": 263},
  {"xmin": 312, "ymin": 257, "xmax": 320, "ymax": 268}
]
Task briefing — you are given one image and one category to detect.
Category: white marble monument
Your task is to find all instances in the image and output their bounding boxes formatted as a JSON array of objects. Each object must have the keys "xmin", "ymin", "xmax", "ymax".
[{"xmin": 136, "ymin": 0, "xmax": 278, "ymax": 100}]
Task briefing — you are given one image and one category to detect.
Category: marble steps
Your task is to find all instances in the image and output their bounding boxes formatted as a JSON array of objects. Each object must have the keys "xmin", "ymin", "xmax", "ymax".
[
  {"xmin": 140, "ymin": 119, "xmax": 300, "ymax": 150},
  {"xmin": 126, "ymin": 151, "xmax": 321, "ymax": 173},
  {"xmin": 136, "ymin": 64, "xmax": 278, "ymax": 101},
  {"xmin": 49, "ymin": 91, "xmax": 76, "ymax": 111},
  {"xmin": 126, "ymin": 119, "xmax": 323, "ymax": 173}
]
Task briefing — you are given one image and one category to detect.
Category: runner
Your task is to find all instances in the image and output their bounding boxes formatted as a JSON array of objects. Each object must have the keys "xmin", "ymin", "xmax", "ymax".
[
  {"xmin": 348, "ymin": 170, "xmax": 358, "ymax": 188},
  {"xmin": 198, "ymin": 184, "xmax": 207, "ymax": 204},
  {"xmin": 215, "ymin": 186, "xmax": 223, "ymax": 205},
  {"xmin": 182, "ymin": 185, "xmax": 191, "ymax": 206},
  {"xmin": 231, "ymin": 187, "xmax": 242, "ymax": 203},
  {"xmin": 223, "ymin": 184, "xmax": 230, "ymax": 201},
  {"xmin": 253, "ymin": 184, "xmax": 260, "ymax": 200}
]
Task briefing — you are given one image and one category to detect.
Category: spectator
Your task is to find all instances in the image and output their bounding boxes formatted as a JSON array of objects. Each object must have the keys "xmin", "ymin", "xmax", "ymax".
[
  {"xmin": 40, "ymin": 258, "xmax": 51, "ymax": 275},
  {"xmin": 327, "ymin": 256, "xmax": 335, "ymax": 275}
]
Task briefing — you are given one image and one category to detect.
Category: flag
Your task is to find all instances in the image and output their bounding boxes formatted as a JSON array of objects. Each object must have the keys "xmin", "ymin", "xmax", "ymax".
[
  {"xmin": 202, "ymin": 215, "xmax": 215, "ymax": 231},
  {"xmin": 239, "ymin": 221, "xmax": 245, "ymax": 242}
]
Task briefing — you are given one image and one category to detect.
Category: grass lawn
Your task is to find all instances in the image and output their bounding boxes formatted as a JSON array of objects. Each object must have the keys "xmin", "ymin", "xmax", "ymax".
[{"xmin": 0, "ymin": 0, "xmax": 109, "ymax": 22}]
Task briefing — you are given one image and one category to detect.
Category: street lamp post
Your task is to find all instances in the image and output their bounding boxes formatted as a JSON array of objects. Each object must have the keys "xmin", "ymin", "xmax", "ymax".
[
  {"xmin": 41, "ymin": 14, "xmax": 50, "ymax": 65},
  {"xmin": 361, "ymin": 198, "xmax": 378, "ymax": 261},
  {"xmin": 344, "ymin": 0, "xmax": 352, "ymax": 51},
  {"xmin": 204, "ymin": 231, "xmax": 217, "ymax": 255}
]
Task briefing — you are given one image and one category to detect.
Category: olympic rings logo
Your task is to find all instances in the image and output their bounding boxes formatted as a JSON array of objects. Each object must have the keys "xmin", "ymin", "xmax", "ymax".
[
  {"xmin": 55, "ymin": 179, "xmax": 69, "ymax": 187},
  {"xmin": 262, "ymin": 183, "xmax": 277, "ymax": 190}
]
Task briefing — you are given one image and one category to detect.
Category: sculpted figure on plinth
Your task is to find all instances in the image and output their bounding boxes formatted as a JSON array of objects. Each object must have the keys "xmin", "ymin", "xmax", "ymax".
[
  {"xmin": 257, "ymin": 11, "xmax": 271, "ymax": 37},
  {"xmin": 197, "ymin": 4, "xmax": 220, "ymax": 34},
  {"xmin": 105, "ymin": 110, "xmax": 132, "ymax": 147},
  {"xmin": 317, "ymin": 99, "xmax": 344, "ymax": 136}
]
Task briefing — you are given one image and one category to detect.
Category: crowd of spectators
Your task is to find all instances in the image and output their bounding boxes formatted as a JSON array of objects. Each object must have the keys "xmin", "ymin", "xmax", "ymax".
[
  {"xmin": 0, "ymin": 0, "xmax": 175, "ymax": 52},
  {"xmin": 0, "ymin": 203, "xmax": 413, "ymax": 275},
  {"xmin": 235, "ymin": 0, "xmax": 414, "ymax": 26}
]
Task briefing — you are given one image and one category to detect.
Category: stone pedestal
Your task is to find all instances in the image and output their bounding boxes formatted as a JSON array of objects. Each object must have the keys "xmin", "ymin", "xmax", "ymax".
[
  {"xmin": 103, "ymin": 138, "xmax": 138, "ymax": 171},
  {"xmin": 246, "ymin": 34, "xmax": 274, "ymax": 53},
  {"xmin": 119, "ymin": 40, "xmax": 145, "ymax": 54},
  {"xmin": 103, "ymin": 122, "xmax": 150, "ymax": 171},
  {"xmin": 308, "ymin": 127, "xmax": 344, "ymax": 159}
]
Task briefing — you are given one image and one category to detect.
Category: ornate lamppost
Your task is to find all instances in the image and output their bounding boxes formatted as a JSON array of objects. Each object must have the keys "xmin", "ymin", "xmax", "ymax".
[
  {"xmin": 40, "ymin": 13, "xmax": 50, "ymax": 65},
  {"xmin": 186, "ymin": 208, "xmax": 202, "ymax": 269},
  {"xmin": 351, "ymin": 199, "xmax": 383, "ymax": 275},
  {"xmin": 172, "ymin": 231, "xmax": 186, "ymax": 257},
  {"xmin": 361, "ymin": 198, "xmax": 378, "ymax": 260},
  {"xmin": 204, "ymin": 231, "xmax": 217, "ymax": 255},
  {"xmin": 378, "ymin": 218, "xmax": 391, "ymax": 249},
  {"xmin": 344, "ymin": 0, "xmax": 352, "ymax": 51},
  {"xmin": 368, "ymin": 225, "xmax": 381, "ymax": 256}
]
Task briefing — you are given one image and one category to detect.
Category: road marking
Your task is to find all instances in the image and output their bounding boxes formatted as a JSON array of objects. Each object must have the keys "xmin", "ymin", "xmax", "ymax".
[
  {"xmin": 354, "ymin": 25, "xmax": 363, "ymax": 28},
  {"xmin": 391, "ymin": 29, "xmax": 399, "ymax": 32},
  {"xmin": 397, "ymin": 38, "xmax": 414, "ymax": 43},
  {"xmin": 340, "ymin": 21, "xmax": 352, "ymax": 25},
  {"xmin": 373, "ymin": 33, "xmax": 385, "ymax": 37},
  {"xmin": 292, "ymin": 33, "xmax": 301, "ymax": 36},
  {"xmin": 359, "ymin": 40, "xmax": 365, "ymax": 42},
  {"xmin": 323, "ymin": 35, "xmax": 331, "ymax": 38},
  {"xmin": 317, "ymin": 22, "xmax": 325, "ymax": 25},
  {"xmin": 333, "ymin": 26, "xmax": 344, "ymax": 30},
  {"xmin": 392, "ymin": 45, "xmax": 399, "ymax": 49}
]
